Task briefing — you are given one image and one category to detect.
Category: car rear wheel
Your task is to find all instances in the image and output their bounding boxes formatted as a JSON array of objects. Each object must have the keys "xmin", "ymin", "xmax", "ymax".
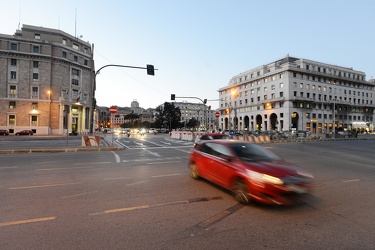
[
  {"xmin": 189, "ymin": 163, "xmax": 200, "ymax": 180},
  {"xmin": 233, "ymin": 179, "xmax": 250, "ymax": 204}
]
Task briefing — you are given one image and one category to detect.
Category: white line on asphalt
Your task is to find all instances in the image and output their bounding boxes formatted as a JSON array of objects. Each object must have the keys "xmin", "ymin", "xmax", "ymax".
[
  {"xmin": 147, "ymin": 161, "xmax": 181, "ymax": 165},
  {"xmin": 36, "ymin": 166, "xmax": 93, "ymax": 171},
  {"xmin": 0, "ymin": 166, "xmax": 18, "ymax": 169},
  {"xmin": 103, "ymin": 176, "xmax": 132, "ymax": 180},
  {"xmin": 152, "ymin": 173, "xmax": 186, "ymax": 178},
  {"xmin": 60, "ymin": 191, "xmax": 98, "ymax": 199},
  {"xmin": 142, "ymin": 148, "xmax": 160, "ymax": 157},
  {"xmin": 10, "ymin": 182, "xmax": 83, "ymax": 190},
  {"xmin": 111, "ymin": 152, "xmax": 121, "ymax": 163},
  {"xmin": 126, "ymin": 180, "xmax": 149, "ymax": 186}
]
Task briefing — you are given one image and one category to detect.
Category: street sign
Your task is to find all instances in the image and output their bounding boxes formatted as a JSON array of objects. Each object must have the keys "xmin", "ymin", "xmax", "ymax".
[
  {"xmin": 215, "ymin": 111, "xmax": 220, "ymax": 118},
  {"xmin": 109, "ymin": 105, "xmax": 118, "ymax": 114}
]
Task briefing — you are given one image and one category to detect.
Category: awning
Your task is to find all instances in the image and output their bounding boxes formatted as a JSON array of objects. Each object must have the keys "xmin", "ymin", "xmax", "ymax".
[{"xmin": 351, "ymin": 122, "xmax": 368, "ymax": 129}]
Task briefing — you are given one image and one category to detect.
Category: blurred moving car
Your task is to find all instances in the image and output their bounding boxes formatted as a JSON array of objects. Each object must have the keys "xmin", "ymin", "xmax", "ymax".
[
  {"xmin": 188, "ymin": 140, "xmax": 314, "ymax": 206},
  {"xmin": 15, "ymin": 130, "xmax": 33, "ymax": 135},
  {"xmin": 195, "ymin": 133, "xmax": 231, "ymax": 146},
  {"xmin": 0, "ymin": 129, "xmax": 9, "ymax": 135}
]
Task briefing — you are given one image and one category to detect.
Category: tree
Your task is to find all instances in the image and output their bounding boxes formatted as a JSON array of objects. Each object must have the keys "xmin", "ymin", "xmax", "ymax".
[
  {"xmin": 123, "ymin": 113, "xmax": 140, "ymax": 128},
  {"xmin": 154, "ymin": 102, "xmax": 182, "ymax": 131},
  {"xmin": 186, "ymin": 117, "xmax": 200, "ymax": 130}
]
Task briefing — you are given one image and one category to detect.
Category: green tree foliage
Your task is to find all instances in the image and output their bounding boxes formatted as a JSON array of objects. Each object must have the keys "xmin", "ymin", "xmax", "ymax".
[
  {"xmin": 153, "ymin": 102, "xmax": 182, "ymax": 131},
  {"xmin": 186, "ymin": 117, "xmax": 200, "ymax": 130}
]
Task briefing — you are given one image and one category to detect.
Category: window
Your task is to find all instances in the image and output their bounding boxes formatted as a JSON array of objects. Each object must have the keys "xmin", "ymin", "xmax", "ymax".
[
  {"xmin": 9, "ymin": 101, "xmax": 16, "ymax": 109},
  {"xmin": 34, "ymin": 33, "xmax": 41, "ymax": 39},
  {"xmin": 74, "ymin": 55, "xmax": 78, "ymax": 62},
  {"xmin": 33, "ymin": 73, "xmax": 39, "ymax": 81},
  {"xmin": 280, "ymin": 82, "xmax": 283, "ymax": 88},
  {"xmin": 72, "ymin": 79, "xmax": 79, "ymax": 86},
  {"xmin": 300, "ymin": 83, "xmax": 303, "ymax": 88},
  {"xmin": 33, "ymin": 46, "xmax": 40, "ymax": 53},
  {"xmin": 33, "ymin": 61, "xmax": 39, "ymax": 68},
  {"xmin": 280, "ymin": 92, "xmax": 283, "ymax": 97},
  {"xmin": 84, "ymin": 59, "xmax": 88, "ymax": 66},
  {"xmin": 32, "ymin": 87, "xmax": 39, "ymax": 98},
  {"xmin": 264, "ymin": 87, "xmax": 267, "ymax": 92},
  {"xmin": 271, "ymin": 85, "xmax": 275, "ymax": 90},
  {"xmin": 62, "ymin": 38, "xmax": 67, "ymax": 45},
  {"xmin": 72, "ymin": 43, "xmax": 79, "ymax": 50},
  {"xmin": 11, "ymin": 43, "xmax": 17, "ymax": 50},
  {"xmin": 11, "ymin": 71, "xmax": 17, "ymax": 80},
  {"xmin": 8, "ymin": 115, "xmax": 16, "ymax": 125},
  {"xmin": 72, "ymin": 68, "xmax": 80, "ymax": 76},
  {"xmin": 10, "ymin": 85, "xmax": 17, "ymax": 95},
  {"xmin": 279, "ymin": 102, "xmax": 284, "ymax": 108},
  {"xmin": 11, "ymin": 59, "xmax": 17, "ymax": 66},
  {"xmin": 31, "ymin": 116, "xmax": 38, "ymax": 125},
  {"xmin": 62, "ymin": 51, "xmax": 67, "ymax": 58}
]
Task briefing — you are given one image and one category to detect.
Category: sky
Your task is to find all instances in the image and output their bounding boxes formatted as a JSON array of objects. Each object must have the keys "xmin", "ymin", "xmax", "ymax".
[{"xmin": 1, "ymin": 0, "xmax": 374, "ymax": 110}]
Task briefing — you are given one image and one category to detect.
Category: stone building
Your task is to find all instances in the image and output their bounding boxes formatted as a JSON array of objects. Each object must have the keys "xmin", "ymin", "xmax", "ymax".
[
  {"xmin": 218, "ymin": 56, "xmax": 374, "ymax": 133},
  {"xmin": 0, "ymin": 24, "xmax": 94, "ymax": 135}
]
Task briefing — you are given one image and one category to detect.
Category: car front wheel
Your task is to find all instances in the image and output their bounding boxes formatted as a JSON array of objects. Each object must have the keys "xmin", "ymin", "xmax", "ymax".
[
  {"xmin": 233, "ymin": 179, "xmax": 250, "ymax": 204},
  {"xmin": 189, "ymin": 163, "xmax": 200, "ymax": 180}
]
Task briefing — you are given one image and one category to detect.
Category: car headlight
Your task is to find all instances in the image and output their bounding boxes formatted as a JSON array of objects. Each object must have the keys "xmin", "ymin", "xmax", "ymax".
[{"xmin": 246, "ymin": 170, "xmax": 284, "ymax": 185}]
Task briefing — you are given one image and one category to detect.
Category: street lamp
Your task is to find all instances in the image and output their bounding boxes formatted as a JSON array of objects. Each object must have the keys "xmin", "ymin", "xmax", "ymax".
[
  {"xmin": 230, "ymin": 89, "xmax": 239, "ymax": 131},
  {"xmin": 332, "ymin": 97, "xmax": 336, "ymax": 139},
  {"xmin": 47, "ymin": 90, "xmax": 51, "ymax": 135}
]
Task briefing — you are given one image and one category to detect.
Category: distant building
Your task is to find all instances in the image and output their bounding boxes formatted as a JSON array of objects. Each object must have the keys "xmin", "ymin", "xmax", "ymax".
[
  {"xmin": 171, "ymin": 101, "xmax": 216, "ymax": 130},
  {"xmin": 218, "ymin": 55, "xmax": 375, "ymax": 133},
  {"xmin": 0, "ymin": 25, "xmax": 94, "ymax": 135}
]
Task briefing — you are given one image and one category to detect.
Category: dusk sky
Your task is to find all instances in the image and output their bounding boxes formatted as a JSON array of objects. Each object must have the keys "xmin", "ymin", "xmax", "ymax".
[{"xmin": 1, "ymin": 0, "xmax": 374, "ymax": 110}]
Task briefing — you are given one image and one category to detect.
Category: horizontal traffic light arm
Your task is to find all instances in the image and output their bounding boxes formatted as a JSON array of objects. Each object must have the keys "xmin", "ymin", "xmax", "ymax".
[
  {"xmin": 95, "ymin": 64, "xmax": 157, "ymax": 76},
  {"xmin": 171, "ymin": 94, "xmax": 206, "ymax": 104}
]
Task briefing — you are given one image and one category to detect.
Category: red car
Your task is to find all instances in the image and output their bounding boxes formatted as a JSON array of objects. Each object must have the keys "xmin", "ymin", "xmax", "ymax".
[
  {"xmin": 188, "ymin": 140, "xmax": 314, "ymax": 206},
  {"xmin": 15, "ymin": 130, "xmax": 34, "ymax": 135},
  {"xmin": 0, "ymin": 129, "xmax": 9, "ymax": 135}
]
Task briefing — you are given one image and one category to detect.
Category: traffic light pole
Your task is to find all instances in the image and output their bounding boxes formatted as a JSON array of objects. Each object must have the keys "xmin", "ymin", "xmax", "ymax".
[
  {"xmin": 170, "ymin": 94, "xmax": 207, "ymax": 130},
  {"xmin": 89, "ymin": 64, "xmax": 156, "ymax": 133}
]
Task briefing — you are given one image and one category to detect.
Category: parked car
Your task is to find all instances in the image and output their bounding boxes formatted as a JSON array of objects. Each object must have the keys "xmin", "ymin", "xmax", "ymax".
[
  {"xmin": 69, "ymin": 131, "xmax": 78, "ymax": 136},
  {"xmin": 15, "ymin": 130, "xmax": 33, "ymax": 135},
  {"xmin": 188, "ymin": 140, "xmax": 314, "ymax": 206},
  {"xmin": 0, "ymin": 129, "xmax": 9, "ymax": 135}
]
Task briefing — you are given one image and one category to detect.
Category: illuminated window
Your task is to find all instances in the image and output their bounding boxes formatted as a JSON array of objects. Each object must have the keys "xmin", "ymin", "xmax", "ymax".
[
  {"xmin": 9, "ymin": 101, "xmax": 16, "ymax": 109},
  {"xmin": 8, "ymin": 115, "xmax": 15, "ymax": 125},
  {"xmin": 31, "ymin": 116, "xmax": 38, "ymax": 125}
]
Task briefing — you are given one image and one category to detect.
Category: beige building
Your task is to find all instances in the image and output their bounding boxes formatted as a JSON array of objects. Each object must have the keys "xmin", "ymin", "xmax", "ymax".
[
  {"xmin": 172, "ymin": 101, "xmax": 216, "ymax": 130},
  {"xmin": 0, "ymin": 25, "xmax": 94, "ymax": 135},
  {"xmin": 218, "ymin": 56, "xmax": 375, "ymax": 133}
]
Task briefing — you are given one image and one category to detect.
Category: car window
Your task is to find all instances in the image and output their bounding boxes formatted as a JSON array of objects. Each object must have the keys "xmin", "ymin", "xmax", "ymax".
[
  {"xmin": 232, "ymin": 143, "xmax": 280, "ymax": 162},
  {"xmin": 207, "ymin": 142, "xmax": 233, "ymax": 159},
  {"xmin": 198, "ymin": 143, "xmax": 214, "ymax": 155},
  {"xmin": 212, "ymin": 135, "xmax": 230, "ymax": 139}
]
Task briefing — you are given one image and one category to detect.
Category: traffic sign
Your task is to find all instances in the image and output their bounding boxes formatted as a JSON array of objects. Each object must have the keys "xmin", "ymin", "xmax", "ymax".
[
  {"xmin": 109, "ymin": 105, "xmax": 118, "ymax": 114},
  {"xmin": 215, "ymin": 111, "xmax": 220, "ymax": 118}
]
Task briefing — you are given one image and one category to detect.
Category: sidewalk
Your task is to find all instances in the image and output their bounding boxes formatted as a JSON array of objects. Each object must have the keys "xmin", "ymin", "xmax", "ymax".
[{"xmin": 0, "ymin": 134, "xmax": 123, "ymax": 154}]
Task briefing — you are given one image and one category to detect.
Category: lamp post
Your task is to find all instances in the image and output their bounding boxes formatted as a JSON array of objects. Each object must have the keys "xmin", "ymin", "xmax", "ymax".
[
  {"xmin": 47, "ymin": 90, "xmax": 51, "ymax": 135},
  {"xmin": 332, "ymin": 97, "xmax": 336, "ymax": 139},
  {"xmin": 231, "ymin": 89, "xmax": 239, "ymax": 131}
]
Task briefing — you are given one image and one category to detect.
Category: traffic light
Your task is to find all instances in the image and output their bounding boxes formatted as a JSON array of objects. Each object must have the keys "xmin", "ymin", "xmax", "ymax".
[
  {"xmin": 204, "ymin": 99, "xmax": 207, "ymax": 104},
  {"xmin": 171, "ymin": 94, "xmax": 175, "ymax": 100},
  {"xmin": 147, "ymin": 64, "xmax": 155, "ymax": 75}
]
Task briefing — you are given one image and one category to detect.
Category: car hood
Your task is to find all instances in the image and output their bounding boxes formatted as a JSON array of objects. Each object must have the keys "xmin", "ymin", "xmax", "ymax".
[{"xmin": 242, "ymin": 160, "xmax": 301, "ymax": 178}]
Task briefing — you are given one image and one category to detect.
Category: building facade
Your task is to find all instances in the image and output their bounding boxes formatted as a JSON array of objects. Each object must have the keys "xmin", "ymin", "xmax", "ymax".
[
  {"xmin": 218, "ymin": 56, "xmax": 374, "ymax": 133},
  {"xmin": 0, "ymin": 25, "xmax": 94, "ymax": 135},
  {"xmin": 173, "ymin": 101, "xmax": 216, "ymax": 130}
]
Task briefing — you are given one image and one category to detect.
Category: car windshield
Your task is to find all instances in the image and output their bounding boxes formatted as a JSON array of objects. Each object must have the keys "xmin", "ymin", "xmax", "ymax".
[
  {"xmin": 212, "ymin": 135, "xmax": 230, "ymax": 139},
  {"xmin": 232, "ymin": 143, "xmax": 281, "ymax": 162}
]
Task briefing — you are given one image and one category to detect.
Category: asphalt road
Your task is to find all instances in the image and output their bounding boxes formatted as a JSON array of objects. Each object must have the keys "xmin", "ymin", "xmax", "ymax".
[{"xmin": 0, "ymin": 135, "xmax": 374, "ymax": 249}]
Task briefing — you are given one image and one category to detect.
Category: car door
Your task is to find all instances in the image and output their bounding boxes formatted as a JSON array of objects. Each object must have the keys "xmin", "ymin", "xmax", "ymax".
[{"xmin": 207, "ymin": 143, "xmax": 236, "ymax": 189}]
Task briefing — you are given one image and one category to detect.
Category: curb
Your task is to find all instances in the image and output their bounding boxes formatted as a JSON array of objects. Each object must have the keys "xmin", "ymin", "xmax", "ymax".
[{"xmin": 0, "ymin": 146, "xmax": 124, "ymax": 154}]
